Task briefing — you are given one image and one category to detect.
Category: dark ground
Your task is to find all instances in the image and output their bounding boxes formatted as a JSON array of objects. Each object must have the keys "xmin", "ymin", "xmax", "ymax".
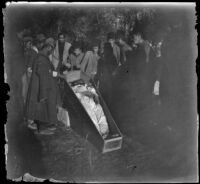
[{"xmin": 5, "ymin": 24, "xmax": 198, "ymax": 182}]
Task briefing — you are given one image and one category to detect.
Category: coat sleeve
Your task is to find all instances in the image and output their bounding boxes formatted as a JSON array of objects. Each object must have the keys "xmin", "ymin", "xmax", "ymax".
[
  {"xmin": 144, "ymin": 41, "xmax": 151, "ymax": 63},
  {"xmin": 36, "ymin": 58, "xmax": 51, "ymax": 101},
  {"xmin": 115, "ymin": 45, "xmax": 121, "ymax": 65},
  {"xmin": 27, "ymin": 50, "xmax": 37, "ymax": 69},
  {"xmin": 80, "ymin": 51, "xmax": 90, "ymax": 73},
  {"xmin": 63, "ymin": 43, "xmax": 71, "ymax": 65}
]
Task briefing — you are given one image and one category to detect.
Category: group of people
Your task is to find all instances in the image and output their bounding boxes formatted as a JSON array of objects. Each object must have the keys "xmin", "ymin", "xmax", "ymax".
[{"xmin": 19, "ymin": 29, "xmax": 164, "ymax": 135}]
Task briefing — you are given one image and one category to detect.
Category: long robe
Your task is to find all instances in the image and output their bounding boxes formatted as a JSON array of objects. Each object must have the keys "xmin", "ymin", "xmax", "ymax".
[
  {"xmin": 25, "ymin": 53, "xmax": 60, "ymax": 124},
  {"xmin": 22, "ymin": 47, "xmax": 38, "ymax": 104}
]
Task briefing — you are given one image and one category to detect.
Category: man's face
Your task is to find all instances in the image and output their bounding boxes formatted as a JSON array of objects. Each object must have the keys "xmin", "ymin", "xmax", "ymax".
[
  {"xmin": 93, "ymin": 46, "xmax": 99, "ymax": 54},
  {"xmin": 133, "ymin": 34, "xmax": 141, "ymax": 45},
  {"xmin": 37, "ymin": 42, "xmax": 44, "ymax": 50},
  {"xmin": 74, "ymin": 48, "xmax": 81, "ymax": 56},
  {"xmin": 108, "ymin": 38, "xmax": 115, "ymax": 45},
  {"xmin": 47, "ymin": 45, "xmax": 54, "ymax": 55},
  {"xmin": 25, "ymin": 41, "xmax": 32, "ymax": 50},
  {"xmin": 117, "ymin": 38, "xmax": 124, "ymax": 45},
  {"xmin": 58, "ymin": 34, "xmax": 65, "ymax": 43}
]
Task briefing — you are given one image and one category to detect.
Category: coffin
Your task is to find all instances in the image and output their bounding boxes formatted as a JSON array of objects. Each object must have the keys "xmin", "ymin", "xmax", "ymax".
[{"xmin": 62, "ymin": 78, "xmax": 123, "ymax": 153}]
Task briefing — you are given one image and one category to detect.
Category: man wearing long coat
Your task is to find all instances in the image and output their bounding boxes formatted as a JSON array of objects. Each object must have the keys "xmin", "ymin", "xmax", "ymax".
[{"xmin": 25, "ymin": 38, "xmax": 60, "ymax": 134}]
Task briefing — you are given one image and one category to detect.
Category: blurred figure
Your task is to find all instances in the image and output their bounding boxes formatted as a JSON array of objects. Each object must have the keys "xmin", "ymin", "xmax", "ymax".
[
  {"xmin": 116, "ymin": 31, "xmax": 132, "ymax": 64},
  {"xmin": 21, "ymin": 36, "xmax": 34, "ymax": 106},
  {"xmin": 115, "ymin": 31, "xmax": 133, "ymax": 79},
  {"xmin": 129, "ymin": 31, "xmax": 152, "ymax": 100},
  {"xmin": 149, "ymin": 33, "xmax": 169, "ymax": 105},
  {"xmin": 99, "ymin": 42, "xmax": 118, "ymax": 107},
  {"xmin": 106, "ymin": 32, "xmax": 121, "ymax": 67},
  {"xmin": 80, "ymin": 39, "xmax": 101, "ymax": 83}
]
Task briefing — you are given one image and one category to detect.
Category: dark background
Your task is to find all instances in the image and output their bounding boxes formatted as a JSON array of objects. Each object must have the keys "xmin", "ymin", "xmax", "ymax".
[{"xmin": 4, "ymin": 3, "xmax": 198, "ymax": 182}]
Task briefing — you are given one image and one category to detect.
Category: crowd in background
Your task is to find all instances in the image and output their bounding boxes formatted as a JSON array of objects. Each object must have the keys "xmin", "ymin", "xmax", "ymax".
[{"xmin": 16, "ymin": 26, "xmax": 166, "ymax": 135}]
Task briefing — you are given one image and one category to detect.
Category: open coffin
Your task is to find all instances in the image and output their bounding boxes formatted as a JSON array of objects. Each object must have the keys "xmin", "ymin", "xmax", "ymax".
[{"xmin": 61, "ymin": 71, "xmax": 123, "ymax": 153}]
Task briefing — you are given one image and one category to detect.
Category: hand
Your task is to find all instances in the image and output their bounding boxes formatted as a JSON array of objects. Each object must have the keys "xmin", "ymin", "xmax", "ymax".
[
  {"xmin": 153, "ymin": 80, "xmax": 160, "ymax": 96},
  {"xmin": 52, "ymin": 71, "xmax": 58, "ymax": 77},
  {"xmin": 27, "ymin": 67, "xmax": 32, "ymax": 73},
  {"xmin": 55, "ymin": 73, "xmax": 65, "ymax": 79},
  {"xmin": 64, "ymin": 63, "xmax": 71, "ymax": 68},
  {"xmin": 63, "ymin": 70, "xmax": 68, "ymax": 75}
]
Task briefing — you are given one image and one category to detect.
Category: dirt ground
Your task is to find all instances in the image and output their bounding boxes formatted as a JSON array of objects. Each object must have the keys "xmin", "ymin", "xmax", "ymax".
[{"xmin": 5, "ymin": 26, "xmax": 198, "ymax": 182}]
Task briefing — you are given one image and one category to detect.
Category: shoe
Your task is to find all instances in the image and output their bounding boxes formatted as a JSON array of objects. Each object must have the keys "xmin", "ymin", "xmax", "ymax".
[
  {"xmin": 65, "ymin": 126, "xmax": 71, "ymax": 131},
  {"xmin": 27, "ymin": 122, "xmax": 37, "ymax": 130},
  {"xmin": 37, "ymin": 129, "xmax": 55, "ymax": 135},
  {"xmin": 47, "ymin": 125, "xmax": 57, "ymax": 131}
]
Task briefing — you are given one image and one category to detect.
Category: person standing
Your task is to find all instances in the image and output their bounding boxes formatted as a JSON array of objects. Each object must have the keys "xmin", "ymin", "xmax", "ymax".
[
  {"xmin": 80, "ymin": 39, "xmax": 101, "ymax": 82},
  {"xmin": 21, "ymin": 36, "xmax": 34, "ymax": 105},
  {"xmin": 99, "ymin": 42, "xmax": 117, "ymax": 107},
  {"xmin": 129, "ymin": 31, "xmax": 152, "ymax": 101},
  {"xmin": 23, "ymin": 34, "xmax": 46, "ymax": 129},
  {"xmin": 25, "ymin": 38, "xmax": 61, "ymax": 135},
  {"xmin": 115, "ymin": 31, "xmax": 133, "ymax": 79},
  {"xmin": 106, "ymin": 32, "xmax": 121, "ymax": 68},
  {"xmin": 50, "ymin": 32, "xmax": 72, "ymax": 72}
]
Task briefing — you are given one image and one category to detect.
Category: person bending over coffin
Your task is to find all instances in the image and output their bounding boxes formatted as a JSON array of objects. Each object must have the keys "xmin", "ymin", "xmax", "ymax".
[
  {"xmin": 67, "ymin": 41, "xmax": 85, "ymax": 71},
  {"xmin": 25, "ymin": 38, "xmax": 62, "ymax": 135}
]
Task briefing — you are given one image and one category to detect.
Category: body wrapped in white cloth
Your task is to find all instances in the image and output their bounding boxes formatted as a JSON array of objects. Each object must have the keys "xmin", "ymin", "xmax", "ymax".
[{"xmin": 72, "ymin": 84, "xmax": 109, "ymax": 139}]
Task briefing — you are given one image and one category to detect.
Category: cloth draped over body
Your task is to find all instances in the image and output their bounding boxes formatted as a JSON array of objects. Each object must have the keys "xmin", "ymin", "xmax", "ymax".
[{"xmin": 72, "ymin": 84, "xmax": 109, "ymax": 139}]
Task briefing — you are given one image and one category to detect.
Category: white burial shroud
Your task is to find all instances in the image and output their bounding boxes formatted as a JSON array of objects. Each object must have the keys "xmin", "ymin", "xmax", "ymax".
[{"xmin": 72, "ymin": 84, "xmax": 109, "ymax": 139}]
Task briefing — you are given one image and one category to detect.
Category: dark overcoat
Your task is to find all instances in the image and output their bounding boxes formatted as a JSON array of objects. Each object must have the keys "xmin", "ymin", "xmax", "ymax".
[{"xmin": 25, "ymin": 53, "xmax": 60, "ymax": 124}]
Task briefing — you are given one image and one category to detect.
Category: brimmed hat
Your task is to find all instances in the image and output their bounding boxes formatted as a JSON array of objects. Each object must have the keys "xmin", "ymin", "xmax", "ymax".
[{"xmin": 45, "ymin": 38, "xmax": 55, "ymax": 48}]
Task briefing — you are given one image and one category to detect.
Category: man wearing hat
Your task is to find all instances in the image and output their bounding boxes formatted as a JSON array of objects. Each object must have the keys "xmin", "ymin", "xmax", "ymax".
[
  {"xmin": 25, "ymin": 37, "xmax": 61, "ymax": 135},
  {"xmin": 23, "ymin": 34, "xmax": 47, "ymax": 129}
]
